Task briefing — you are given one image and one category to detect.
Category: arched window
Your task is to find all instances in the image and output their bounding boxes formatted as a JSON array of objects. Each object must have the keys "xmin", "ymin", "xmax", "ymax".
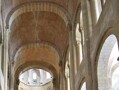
[{"xmin": 97, "ymin": 35, "xmax": 118, "ymax": 90}]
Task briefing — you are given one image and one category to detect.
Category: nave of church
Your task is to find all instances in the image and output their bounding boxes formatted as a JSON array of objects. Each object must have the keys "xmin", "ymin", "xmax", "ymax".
[{"xmin": 0, "ymin": 0, "xmax": 119, "ymax": 90}]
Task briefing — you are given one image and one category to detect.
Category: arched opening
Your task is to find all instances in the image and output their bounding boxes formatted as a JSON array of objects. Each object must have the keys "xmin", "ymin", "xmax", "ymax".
[
  {"xmin": 81, "ymin": 82, "xmax": 86, "ymax": 90},
  {"xmin": 97, "ymin": 34, "xmax": 119, "ymax": 90},
  {"xmin": 18, "ymin": 68, "xmax": 53, "ymax": 90},
  {"xmin": 12, "ymin": 43, "xmax": 60, "ymax": 90}
]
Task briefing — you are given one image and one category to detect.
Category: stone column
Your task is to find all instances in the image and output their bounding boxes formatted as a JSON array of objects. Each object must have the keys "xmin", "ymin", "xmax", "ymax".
[
  {"xmin": 90, "ymin": 0, "xmax": 101, "ymax": 26},
  {"xmin": 90, "ymin": 0, "xmax": 98, "ymax": 26},
  {"xmin": 62, "ymin": 75, "xmax": 67, "ymax": 90},
  {"xmin": 60, "ymin": 63, "xmax": 67, "ymax": 90},
  {"xmin": 60, "ymin": 69, "xmax": 63, "ymax": 90},
  {"xmin": 4, "ymin": 29, "xmax": 9, "ymax": 90},
  {"xmin": 65, "ymin": 61, "xmax": 70, "ymax": 90},
  {"xmin": 81, "ymin": 0, "xmax": 93, "ymax": 90},
  {"xmin": 76, "ymin": 40, "xmax": 81, "ymax": 68},
  {"xmin": 0, "ymin": 66, "xmax": 4, "ymax": 90},
  {"xmin": 73, "ymin": 44, "xmax": 78, "ymax": 75},
  {"xmin": 68, "ymin": 24, "xmax": 75, "ymax": 90},
  {"xmin": 75, "ymin": 27, "xmax": 82, "ymax": 69}
]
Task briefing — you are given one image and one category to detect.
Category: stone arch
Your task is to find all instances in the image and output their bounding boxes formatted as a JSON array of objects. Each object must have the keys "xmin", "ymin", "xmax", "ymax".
[
  {"xmin": 14, "ymin": 61, "xmax": 58, "ymax": 90},
  {"xmin": 5, "ymin": 1, "xmax": 71, "ymax": 29},
  {"xmin": 12, "ymin": 43, "xmax": 60, "ymax": 90},
  {"xmin": 18, "ymin": 65, "xmax": 54, "ymax": 80},
  {"xmin": 14, "ymin": 43, "xmax": 60, "ymax": 75},
  {"xmin": 94, "ymin": 29, "xmax": 111, "ymax": 72},
  {"xmin": 97, "ymin": 34, "xmax": 118, "ymax": 90}
]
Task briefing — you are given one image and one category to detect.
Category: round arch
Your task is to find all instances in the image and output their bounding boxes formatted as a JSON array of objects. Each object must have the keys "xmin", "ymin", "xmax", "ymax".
[
  {"xmin": 97, "ymin": 34, "xmax": 118, "ymax": 90},
  {"xmin": 14, "ymin": 61, "xmax": 58, "ymax": 90},
  {"xmin": 14, "ymin": 43, "xmax": 60, "ymax": 77},
  {"xmin": 12, "ymin": 43, "xmax": 60, "ymax": 90}
]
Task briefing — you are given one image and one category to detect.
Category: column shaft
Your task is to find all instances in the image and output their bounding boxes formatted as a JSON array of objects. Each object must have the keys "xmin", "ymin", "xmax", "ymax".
[
  {"xmin": 81, "ymin": 0, "xmax": 93, "ymax": 90},
  {"xmin": 69, "ymin": 30, "xmax": 75, "ymax": 90},
  {"xmin": 4, "ymin": 29, "xmax": 9, "ymax": 90},
  {"xmin": 76, "ymin": 41, "xmax": 81, "ymax": 69},
  {"xmin": 90, "ymin": 0, "xmax": 97, "ymax": 25}
]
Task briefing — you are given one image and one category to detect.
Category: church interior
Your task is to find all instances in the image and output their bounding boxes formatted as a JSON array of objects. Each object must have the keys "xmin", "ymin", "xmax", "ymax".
[{"xmin": 0, "ymin": 0, "xmax": 119, "ymax": 90}]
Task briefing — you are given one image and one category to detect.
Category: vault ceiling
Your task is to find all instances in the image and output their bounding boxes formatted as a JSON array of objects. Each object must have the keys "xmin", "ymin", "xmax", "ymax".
[
  {"xmin": 1, "ymin": 0, "xmax": 79, "ymax": 75},
  {"xmin": 9, "ymin": 12, "xmax": 68, "ymax": 61}
]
